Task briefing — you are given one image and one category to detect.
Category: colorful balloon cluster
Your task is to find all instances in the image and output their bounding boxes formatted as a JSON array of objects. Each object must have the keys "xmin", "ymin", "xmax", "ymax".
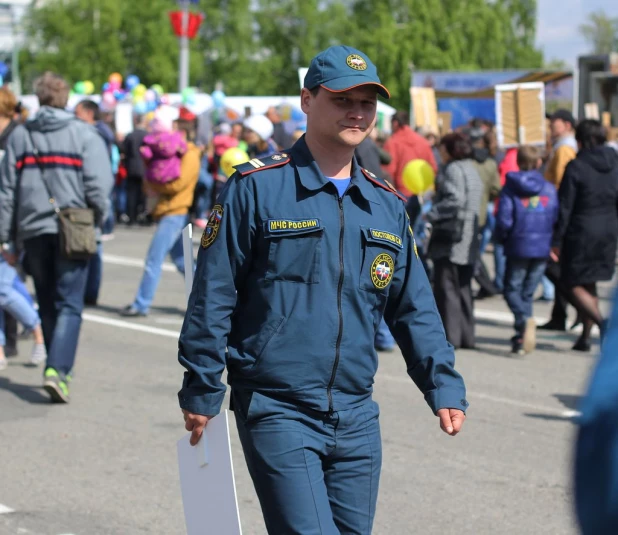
[{"xmin": 97, "ymin": 72, "xmax": 166, "ymax": 113}]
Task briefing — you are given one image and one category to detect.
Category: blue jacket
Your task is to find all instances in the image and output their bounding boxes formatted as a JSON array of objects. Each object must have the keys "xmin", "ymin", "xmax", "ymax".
[
  {"xmin": 576, "ymin": 294, "xmax": 618, "ymax": 534},
  {"xmin": 177, "ymin": 136, "xmax": 468, "ymax": 417},
  {"xmin": 495, "ymin": 169, "xmax": 558, "ymax": 259}
]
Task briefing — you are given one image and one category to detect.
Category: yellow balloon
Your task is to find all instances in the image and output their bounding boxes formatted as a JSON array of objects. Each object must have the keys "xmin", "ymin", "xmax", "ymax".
[
  {"xmin": 220, "ymin": 147, "xmax": 250, "ymax": 178},
  {"xmin": 133, "ymin": 83, "xmax": 147, "ymax": 97},
  {"xmin": 402, "ymin": 159, "xmax": 435, "ymax": 195},
  {"xmin": 83, "ymin": 80, "xmax": 95, "ymax": 95}
]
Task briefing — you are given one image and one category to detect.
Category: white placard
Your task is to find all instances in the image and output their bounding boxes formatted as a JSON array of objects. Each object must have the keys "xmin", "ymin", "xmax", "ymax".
[
  {"xmin": 177, "ymin": 412, "xmax": 243, "ymax": 535},
  {"xmin": 115, "ymin": 102, "xmax": 134, "ymax": 136}
]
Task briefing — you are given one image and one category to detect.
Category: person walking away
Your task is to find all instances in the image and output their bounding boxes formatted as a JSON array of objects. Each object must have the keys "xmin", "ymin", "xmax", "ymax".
[
  {"xmin": 470, "ymin": 128, "xmax": 501, "ymax": 298},
  {"xmin": 120, "ymin": 119, "xmax": 200, "ymax": 317},
  {"xmin": 0, "ymin": 255, "xmax": 47, "ymax": 369},
  {"xmin": 382, "ymin": 111, "xmax": 437, "ymax": 196},
  {"xmin": 425, "ymin": 133, "xmax": 483, "ymax": 349},
  {"xmin": 191, "ymin": 122, "xmax": 236, "ymax": 227},
  {"xmin": 552, "ymin": 120, "xmax": 618, "ymax": 351},
  {"xmin": 74, "ymin": 99, "xmax": 116, "ymax": 307},
  {"xmin": 122, "ymin": 114, "xmax": 148, "ymax": 224},
  {"xmin": 265, "ymin": 106, "xmax": 293, "ymax": 150},
  {"xmin": 139, "ymin": 105, "xmax": 187, "ymax": 214},
  {"xmin": 75, "ymin": 99, "xmax": 117, "ymax": 235},
  {"xmin": 0, "ymin": 72, "xmax": 113, "ymax": 402},
  {"xmin": 540, "ymin": 109, "xmax": 578, "ymax": 332},
  {"xmin": 178, "ymin": 45, "xmax": 467, "ymax": 534},
  {"xmin": 243, "ymin": 115, "xmax": 278, "ymax": 159},
  {"xmin": 494, "ymin": 146, "xmax": 558, "ymax": 355},
  {"xmin": 494, "ymin": 146, "xmax": 519, "ymax": 292},
  {"xmin": 0, "ymin": 87, "xmax": 21, "ymax": 358}
]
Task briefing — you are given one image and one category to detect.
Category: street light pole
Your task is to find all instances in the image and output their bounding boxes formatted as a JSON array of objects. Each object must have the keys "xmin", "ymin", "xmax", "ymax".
[
  {"xmin": 178, "ymin": 0, "xmax": 190, "ymax": 93},
  {"xmin": 11, "ymin": 5, "xmax": 22, "ymax": 96}
]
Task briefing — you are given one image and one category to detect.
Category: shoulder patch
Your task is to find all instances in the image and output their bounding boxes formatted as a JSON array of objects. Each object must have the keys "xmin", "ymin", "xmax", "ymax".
[
  {"xmin": 234, "ymin": 153, "xmax": 291, "ymax": 177},
  {"xmin": 361, "ymin": 168, "xmax": 408, "ymax": 203}
]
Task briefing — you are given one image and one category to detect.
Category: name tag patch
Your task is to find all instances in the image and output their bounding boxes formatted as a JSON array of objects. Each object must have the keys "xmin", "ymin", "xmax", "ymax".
[
  {"xmin": 369, "ymin": 228, "xmax": 403, "ymax": 249},
  {"xmin": 267, "ymin": 218, "xmax": 320, "ymax": 234}
]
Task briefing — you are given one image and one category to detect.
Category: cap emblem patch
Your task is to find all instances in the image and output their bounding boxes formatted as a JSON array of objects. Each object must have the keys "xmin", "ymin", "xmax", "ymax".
[{"xmin": 346, "ymin": 54, "xmax": 367, "ymax": 71}]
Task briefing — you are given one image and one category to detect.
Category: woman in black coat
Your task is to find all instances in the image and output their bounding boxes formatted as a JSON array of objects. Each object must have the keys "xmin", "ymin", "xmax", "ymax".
[{"xmin": 552, "ymin": 120, "xmax": 618, "ymax": 350}]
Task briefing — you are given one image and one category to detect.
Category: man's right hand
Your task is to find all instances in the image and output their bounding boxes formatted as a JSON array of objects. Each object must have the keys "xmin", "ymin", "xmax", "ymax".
[{"xmin": 182, "ymin": 410, "xmax": 213, "ymax": 446}]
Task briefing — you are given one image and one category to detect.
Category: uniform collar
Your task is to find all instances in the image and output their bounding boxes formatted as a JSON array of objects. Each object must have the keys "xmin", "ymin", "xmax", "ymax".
[{"xmin": 290, "ymin": 135, "xmax": 380, "ymax": 205}]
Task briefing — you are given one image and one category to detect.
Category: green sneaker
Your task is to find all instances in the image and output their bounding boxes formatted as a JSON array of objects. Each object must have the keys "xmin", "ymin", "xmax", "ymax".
[{"xmin": 43, "ymin": 368, "xmax": 70, "ymax": 403}]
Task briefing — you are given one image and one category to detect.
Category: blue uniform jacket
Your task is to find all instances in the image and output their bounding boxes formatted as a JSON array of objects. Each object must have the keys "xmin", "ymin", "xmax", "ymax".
[
  {"xmin": 495, "ymin": 170, "xmax": 558, "ymax": 259},
  {"xmin": 178, "ymin": 136, "xmax": 468, "ymax": 416},
  {"xmin": 576, "ymin": 293, "xmax": 618, "ymax": 534}
]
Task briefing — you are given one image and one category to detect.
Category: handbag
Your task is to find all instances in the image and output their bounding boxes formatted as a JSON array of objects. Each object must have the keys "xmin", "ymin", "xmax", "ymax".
[
  {"xmin": 431, "ymin": 217, "xmax": 464, "ymax": 244},
  {"xmin": 430, "ymin": 162, "xmax": 468, "ymax": 244},
  {"xmin": 27, "ymin": 129, "xmax": 97, "ymax": 260}
]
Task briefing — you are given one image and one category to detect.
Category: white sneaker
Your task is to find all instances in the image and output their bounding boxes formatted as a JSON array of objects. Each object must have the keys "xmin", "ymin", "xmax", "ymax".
[
  {"xmin": 0, "ymin": 356, "xmax": 7, "ymax": 371},
  {"xmin": 30, "ymin": 343, "xmax": 47, "ymax": 366}
]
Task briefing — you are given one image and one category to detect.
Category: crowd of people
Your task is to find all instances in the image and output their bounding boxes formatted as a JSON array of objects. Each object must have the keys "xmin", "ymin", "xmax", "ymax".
[{"xmin": 0, "ymin": 69, "xmax": 617, "ymax": 401}]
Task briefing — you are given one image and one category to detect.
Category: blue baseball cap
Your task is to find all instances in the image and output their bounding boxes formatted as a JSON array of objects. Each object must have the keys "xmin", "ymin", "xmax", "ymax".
[{"xmin": 304, "ymin": 46, "xmax": 390, "ymax": 99}]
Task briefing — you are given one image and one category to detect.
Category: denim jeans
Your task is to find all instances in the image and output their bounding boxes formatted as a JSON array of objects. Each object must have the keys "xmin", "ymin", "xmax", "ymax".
[
  {"xmin": 133, "ymin": 214, "xmax": 188, "ymax": 313},
  {"xmin": 0, "ymin": 260, "xmax": 41, "ymax": 346},
  {"xmin": 479, "ymin": 203, "xmax": 495, "ymax": 256},
  {"xmin": 493, "ymin": 242, "xmax": 506, "ymax": 292},
  {"xmin": 114, "ymin": 182, "xmax": 127, "ymax": 216},
  {"xmin": 540, "ymin": 275, "xmax": 555, "ymax": 300},
  {"xmin": 102, "ymin": 193, "xmax": 115, "ymax": 235},
  {"xmin": 23, "ymin": 234, "xmax": 88, "ymax": 374},
  {"xmin": 194, "ymin": 164, "xmax": 215, "ymax": 219},
  {"xmin": 504, "ymin": 258, "xmax": 547, "ymax": 337},
  {"xmin": 85, "ymin": 242, "xmax": 103, "ymax": 304},
  {"xmin": 374, "ymin": 318, "xmax": 395, "ymax": 350}
]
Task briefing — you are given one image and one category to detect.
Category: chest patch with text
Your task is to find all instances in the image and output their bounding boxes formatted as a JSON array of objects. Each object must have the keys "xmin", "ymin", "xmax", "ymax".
[
  {"xmin": 267, "ymin": 218, "xmax": 320, "ymax": 234},
  {"xmin": 369, "ymin": 228, "xmax": 403, "ymax": 249}
]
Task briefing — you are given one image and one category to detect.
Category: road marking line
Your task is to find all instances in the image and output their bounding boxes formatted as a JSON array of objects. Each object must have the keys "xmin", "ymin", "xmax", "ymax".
[
  {"xmin": 154, "ymin": 317, "xmax": 184, "ymax": 325},
  {"xmin": 82, "ymin": 313, "xmax": 179, "ymax": 339},
  {"xmin": 0, "ymin": 504, "xmax": 15, "ymax": 514},
  {"xmin": 80, "ymin": 313, "xmax": 581, "ymax": 417},
  {"xmin": 103, "ymin": 254, "xmax": 177, "ymax": 273},
  {"xmin": 379, "ymin": 374, "xmax": 579, "ymax": 417}
]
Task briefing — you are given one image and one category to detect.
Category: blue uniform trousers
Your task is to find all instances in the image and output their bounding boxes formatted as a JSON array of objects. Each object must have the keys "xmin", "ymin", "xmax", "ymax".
[{"xmin": 233, "ymin": 390, "xmax": 382, "ymax": 535}]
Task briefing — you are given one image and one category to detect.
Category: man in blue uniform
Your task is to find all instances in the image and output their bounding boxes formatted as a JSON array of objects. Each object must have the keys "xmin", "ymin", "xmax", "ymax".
[{"xmin": 178, "ymin": 45, "xmax": 468, "ymax": 534}]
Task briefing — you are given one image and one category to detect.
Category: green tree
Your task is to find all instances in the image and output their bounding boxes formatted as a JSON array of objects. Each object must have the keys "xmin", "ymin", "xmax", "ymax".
[
  {"xmin": 197, "ymin": 0, "xmax": 267, "ymax": 94},
  {"xmin": 544, "ymin": 58, "xmax": 570, "ymax": 71},
  {"xmin": 21, "ymin": 0, "xmax": 203, "ymax": 93},
  {"xmin": 579, "ymin": 10, "xmax": 618, "ymax": 55},
  {"xmin": 347, "ymin": 0, "xmax": 543, "ymax": 109},
  {"xmin": 252, "ymin": 0, "xmax": 352, "ymax": 95}
]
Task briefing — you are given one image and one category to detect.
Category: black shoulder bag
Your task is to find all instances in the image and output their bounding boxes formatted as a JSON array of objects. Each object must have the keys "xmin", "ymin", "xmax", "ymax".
[
  {"xmin": 430, "ymin": 162, "xmax": 468, "ymax": 244},
  {"xmin": 27, "ymin": 128, "xmax": 97, "ymax": 260}
]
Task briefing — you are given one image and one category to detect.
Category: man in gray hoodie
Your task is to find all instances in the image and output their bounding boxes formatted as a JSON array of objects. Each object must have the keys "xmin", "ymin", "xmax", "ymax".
[{"xmin": 0, "ymin": 72, "xmax": 113, "ymax": 403}]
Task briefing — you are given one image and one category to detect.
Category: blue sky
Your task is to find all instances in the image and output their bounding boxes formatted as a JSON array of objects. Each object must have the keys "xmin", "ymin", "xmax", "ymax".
[{"xmin": 536, "ymin": 0, "xmax": 618, "ymax": 67}]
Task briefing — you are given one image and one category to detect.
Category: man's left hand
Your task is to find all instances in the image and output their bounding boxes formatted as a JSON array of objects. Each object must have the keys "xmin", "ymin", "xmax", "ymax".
[{"xmin": 437, "ymin": 408, "xmax": 466, "ymax": 436}]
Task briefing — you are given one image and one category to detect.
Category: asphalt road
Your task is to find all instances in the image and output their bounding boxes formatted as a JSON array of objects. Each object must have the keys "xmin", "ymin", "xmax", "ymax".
[{"xmin": 0, "ymin": 225, "xmax": 607, "ymax": 535}]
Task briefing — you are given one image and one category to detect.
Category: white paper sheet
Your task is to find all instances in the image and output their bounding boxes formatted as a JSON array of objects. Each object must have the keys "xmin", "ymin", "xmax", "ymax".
[{"xmin": 177, "ymin": 411, "xmax": 243, "ymax": 535}]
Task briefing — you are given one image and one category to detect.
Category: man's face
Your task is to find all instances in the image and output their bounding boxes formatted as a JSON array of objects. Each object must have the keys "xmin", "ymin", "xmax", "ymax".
[
  {"xmin": 231, "ymin": 123, "xmax": 243, "ymax": 139},
  {"xmin": 301, "ymin": 85, "xmax": 378, "ymax": 149},
  {"xmin": 75, "ymin": 104, "xmax": 93, "ymax": 124},
  {"xmin": 550, "ymin": 118, "xmax": 571, "ymax": 139},
  {"xmin": 243, "ymin": 128, "xmax": 260, "ymax": 146},
  {"xmin": 266, "ymin": 107, "xmax": 280, "ymax": 124}
]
